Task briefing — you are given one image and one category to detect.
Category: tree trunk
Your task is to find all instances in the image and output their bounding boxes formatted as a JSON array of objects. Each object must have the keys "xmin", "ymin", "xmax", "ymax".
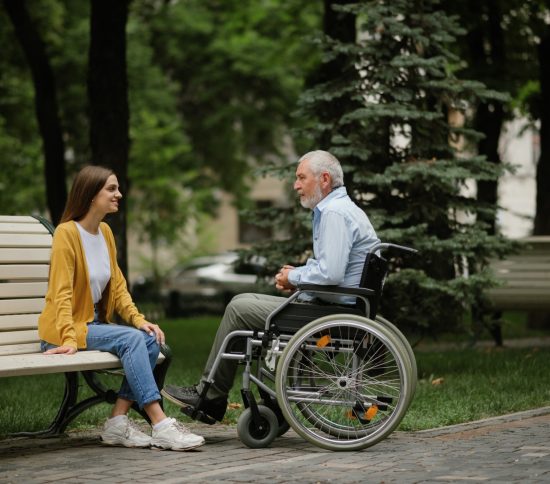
[
  {"xmin": 318, "ymin": 0, "xmax": 357, "ymax": 146},
  {"xmin": 88, "ymin": 0, "xmax": 130, "ymax": 277},
  {"xmin": 534, "ymin": 28, "xmax": 550, "ymax": 236},
  {"xmin": 3, "ymin": 0, "xmax": 67, "ymax": 225},
  {"xmin": 468, "ymin": 0, "xmax": 506, "ymax": 236},
  {"xmin": 528, "ymin": 26, "xmax": 550, "ymax": 330}
]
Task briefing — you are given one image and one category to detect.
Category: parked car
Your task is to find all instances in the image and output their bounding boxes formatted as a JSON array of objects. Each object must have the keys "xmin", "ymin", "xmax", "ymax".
[{"xmin": 161, "ymin": 252, "xmax": 271, "ymax": 316}]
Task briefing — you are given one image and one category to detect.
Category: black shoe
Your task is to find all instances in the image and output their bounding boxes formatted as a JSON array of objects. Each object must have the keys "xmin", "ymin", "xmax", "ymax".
[{"xmin": 161, "ymin": 385, "xmax": 227, "ymax": 424}]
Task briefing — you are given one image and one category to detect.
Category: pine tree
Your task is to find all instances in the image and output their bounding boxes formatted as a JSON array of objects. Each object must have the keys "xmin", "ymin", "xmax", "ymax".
[{"xmin": 251, "ymin": 0, "xmax": 515, "ymax": 339}]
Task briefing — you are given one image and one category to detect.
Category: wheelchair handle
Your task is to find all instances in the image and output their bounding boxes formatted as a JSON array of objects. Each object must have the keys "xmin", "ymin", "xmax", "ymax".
[{"xmin": 370, "ymin": 242, "xmax": 418, "ymax": 254}]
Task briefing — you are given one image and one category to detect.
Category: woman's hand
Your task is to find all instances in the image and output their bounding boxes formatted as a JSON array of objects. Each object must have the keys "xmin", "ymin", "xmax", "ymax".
[
  {"xmin": 141, "ymin": 322, "xmax": 165, "ymax": 345},
  {"xmin": 44, "ymin": 346, "xmax": 77, "ymax": 355}
]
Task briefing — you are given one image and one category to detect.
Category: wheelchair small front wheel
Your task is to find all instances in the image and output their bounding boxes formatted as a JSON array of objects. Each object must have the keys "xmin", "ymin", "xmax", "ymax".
[
  {"xmin": 237, "ymin": 405, "xmax": 279, "ymax": 448},
  {"xmin": 258, "ymin": 399, "xmax": 291, "ymax": 437}
]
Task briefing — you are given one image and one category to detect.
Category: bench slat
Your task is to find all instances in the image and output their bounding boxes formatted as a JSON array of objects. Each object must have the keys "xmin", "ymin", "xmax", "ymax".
[
  {"xmin": 491, "ymin": 280, "xmax": 550, "ymax": 289},
  {"xmin": 495, "ymin": 269, "xmax": 550, "ymax": 284},
  {"xmin": 0, "ymin": 282, "xmax": 48, "ymax": 298},
  {"xmin": 0, "ymin": 351, "xmax": 165, "ymax": 377},
  {"xmin": 0, "ymin": 216, "xmax": 39, "ymax": 223},
  {"xmin": 0, "ymin": 264, "xmax": 49, "ymax": 280},
  {"xmin": 0, "ymin": 234, "xmax": 52, "ymax": 248},
  {"xmin": 0, "ymin": 342, "xmax": 41, "ymax": 356},
  {"xmin": 488, "ymin": 289, "xmax": 550, "ymax": 310},
  {"xmin": 0, "ymin": 248, "xmax": 51, "ymax": 264},
  {"xmin": 0, "ymin": 298, "xmax": 45, "ymax": 315},
  {"xmin": 0, "ymin": 313, "xmax": 39, "ymax": 330},
  {"xmin": 0, "ymin": 223, "xmax": 50, "ymax": 234},
  {"xmin": 0, "ymin": 329, "xmax": 39, "ymax": 345},
  {"xmin": 488, "ymin": 236, "xmax": 550, "ymax": 311}
]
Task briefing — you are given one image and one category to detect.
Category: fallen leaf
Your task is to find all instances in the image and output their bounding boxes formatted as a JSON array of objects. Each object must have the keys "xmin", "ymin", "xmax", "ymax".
[
  {"xmin": 227, "ymin": 402, "xmax": 242, "ymax": 410},
  {"xmin": 431, "ymin": 377, "xmax": 444, "ymax": 386}
]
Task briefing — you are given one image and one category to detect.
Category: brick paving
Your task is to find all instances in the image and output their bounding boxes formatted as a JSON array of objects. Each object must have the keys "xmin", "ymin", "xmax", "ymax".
[{"xmin": 1, "ymin": 407, "xmax": 549, "ymax": 483}]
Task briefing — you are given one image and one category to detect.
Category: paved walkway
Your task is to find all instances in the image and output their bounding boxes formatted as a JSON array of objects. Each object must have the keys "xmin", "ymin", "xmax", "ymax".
[{"xmin": 1, "ymin": 407, "xmax": 549, "ymax": 483}]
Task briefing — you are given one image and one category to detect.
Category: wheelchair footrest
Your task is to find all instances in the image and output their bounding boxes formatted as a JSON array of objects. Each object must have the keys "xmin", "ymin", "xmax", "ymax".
[{"xmin": 180, "ymin": 405, "xmax": 217, "ymax": 425}]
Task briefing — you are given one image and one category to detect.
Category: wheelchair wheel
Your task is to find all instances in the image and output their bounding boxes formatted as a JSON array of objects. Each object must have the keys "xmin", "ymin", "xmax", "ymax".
[
  {"xmin": 258, "ymin": 399, "xmax": 291, "ymax": 437},
  {"xmin": 275, "ymin": 314, "xmax": 413, "ymax": 451},
  {"xmin": 375, "ymin": 314, "xmax": 417, "ymax": 404},
  {"xmin": 237, "ymin": 405, "xmax": 279, "ymax": 448}
]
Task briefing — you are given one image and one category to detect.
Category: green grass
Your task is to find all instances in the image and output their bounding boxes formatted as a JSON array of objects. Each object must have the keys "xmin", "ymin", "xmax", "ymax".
[
  {"xmin": 401, "ymin": 346, "xmax": 550, "ymax": 430},
  {"xmin": 1, "ymin": 315, "xmax": 549, "ymax": 437},
  {"xmin": 413, "ymin": 310, "xmax": 550, "ymax": 345}
]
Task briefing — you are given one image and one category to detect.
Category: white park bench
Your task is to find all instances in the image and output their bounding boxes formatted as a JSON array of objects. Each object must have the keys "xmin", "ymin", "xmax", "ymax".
[
  {"xmin": 488, "ymin": 236, "xmax": 550, "ymax": 311},
  {"xmin": 0, "ymin": 215, "xmax": 171, "ymax": 436}
]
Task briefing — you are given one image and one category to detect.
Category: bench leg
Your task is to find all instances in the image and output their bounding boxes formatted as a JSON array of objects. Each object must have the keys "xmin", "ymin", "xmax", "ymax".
[{"xmin": 11, "ymin": 372, "xmax": 80, "ymax": 437}]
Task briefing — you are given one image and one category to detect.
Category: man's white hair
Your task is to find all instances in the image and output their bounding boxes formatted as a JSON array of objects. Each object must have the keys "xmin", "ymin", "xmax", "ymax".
[{"xmin": 298, "ymin": 150, "xmax": 344, "ymax": 188}]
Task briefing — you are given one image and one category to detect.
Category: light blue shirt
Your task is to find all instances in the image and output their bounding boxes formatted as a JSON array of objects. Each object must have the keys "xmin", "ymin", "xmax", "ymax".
[{"xmin": 288, "ymin": 186, "xmax": 380, "ymax": 304}]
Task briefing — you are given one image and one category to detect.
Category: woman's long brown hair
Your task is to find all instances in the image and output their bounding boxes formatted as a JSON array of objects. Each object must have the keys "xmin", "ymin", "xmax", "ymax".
[{"xmin": 60, "ymin": 165, "xmax": 114, "ymax": 223}]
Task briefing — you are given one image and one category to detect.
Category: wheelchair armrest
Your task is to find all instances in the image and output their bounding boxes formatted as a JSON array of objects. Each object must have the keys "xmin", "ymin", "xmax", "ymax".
[{"xmin": 297, "ymin": 284, "xmax": 375, "ymax": 297}]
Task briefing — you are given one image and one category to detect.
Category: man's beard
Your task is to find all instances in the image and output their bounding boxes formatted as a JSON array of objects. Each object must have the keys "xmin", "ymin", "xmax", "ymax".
[{"xmin": 300, "ymin": 184, "xmax": 323, "ymax": 209}]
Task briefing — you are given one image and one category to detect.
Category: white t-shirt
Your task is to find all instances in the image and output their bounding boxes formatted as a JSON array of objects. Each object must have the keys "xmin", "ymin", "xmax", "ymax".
[{"xmin": 75, "ymin": 222, "xmax": 111, "ymax": 304}]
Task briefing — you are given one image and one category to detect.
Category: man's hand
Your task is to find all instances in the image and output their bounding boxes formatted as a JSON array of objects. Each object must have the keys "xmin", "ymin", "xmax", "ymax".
[
  {"xmin": 44, "ymin": 346, "xmax": 77, "ymax": 355},
  {"xmin": 275, "ymin": 265, "xmax": 295, "ymax": 293},
  {"xmin": 140, "ymin": 322, "xmax": 165, "ymax": 345}
]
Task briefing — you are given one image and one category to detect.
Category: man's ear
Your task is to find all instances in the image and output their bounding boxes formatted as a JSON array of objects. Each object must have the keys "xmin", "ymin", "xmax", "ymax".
[{"xmin": 321, "ymin": 172, "xmax": 332, "ymax": 190}]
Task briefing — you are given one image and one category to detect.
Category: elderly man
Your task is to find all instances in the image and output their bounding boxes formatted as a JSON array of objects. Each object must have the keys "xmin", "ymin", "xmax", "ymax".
[{"xmin": 162, "ymin": 150, "xmax": 380, "ymax": 423}]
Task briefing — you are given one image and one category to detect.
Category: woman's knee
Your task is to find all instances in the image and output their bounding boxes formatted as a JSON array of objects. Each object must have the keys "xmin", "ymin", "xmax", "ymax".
[{"xmin": 142, "ymin": 331, "xmax": 161, "ymax": 357}]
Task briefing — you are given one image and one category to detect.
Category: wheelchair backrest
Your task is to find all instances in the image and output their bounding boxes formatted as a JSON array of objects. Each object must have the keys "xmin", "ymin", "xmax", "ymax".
[{"xmin": 358, "ymin": 252, "xmax": 388, "ymax": 317}]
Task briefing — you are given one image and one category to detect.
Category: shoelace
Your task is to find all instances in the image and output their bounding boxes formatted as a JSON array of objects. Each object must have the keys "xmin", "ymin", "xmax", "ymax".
[
  {"xmin": 167, "ymin": 418, "xmax": 191, "ymax": 434},
  {"xmin": 125, "ymin": 419, "xmax": 147, "ymax": 438}
]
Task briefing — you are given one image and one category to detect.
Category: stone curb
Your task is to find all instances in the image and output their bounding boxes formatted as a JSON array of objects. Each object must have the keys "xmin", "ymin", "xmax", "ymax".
[{"xmin": 414, "ymin": 405, "xmax": 550, "ymax": 436}]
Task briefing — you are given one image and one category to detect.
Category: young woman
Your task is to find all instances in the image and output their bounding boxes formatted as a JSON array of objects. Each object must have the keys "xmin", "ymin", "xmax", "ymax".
[{"xmin": 38, "ymin": 165, "xmax": 204, "ymax": 451}]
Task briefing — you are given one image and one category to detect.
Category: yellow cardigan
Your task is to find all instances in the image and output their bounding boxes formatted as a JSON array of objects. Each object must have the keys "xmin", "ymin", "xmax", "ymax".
[{"xmin": 38, "ymin": 221, "xmax": 146, "ymax": 349}]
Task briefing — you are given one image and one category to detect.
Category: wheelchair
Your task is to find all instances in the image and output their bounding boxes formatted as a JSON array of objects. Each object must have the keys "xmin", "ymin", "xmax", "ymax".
[{"xmin": 186, "ymin": 243, "xmax": 417, "ymax": 451}]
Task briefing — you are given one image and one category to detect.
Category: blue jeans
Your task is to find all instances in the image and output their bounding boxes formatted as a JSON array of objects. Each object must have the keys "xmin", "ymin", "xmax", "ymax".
[{"xmin": 41, "ymin": 313, "xmax": 161, "ymax": 409}]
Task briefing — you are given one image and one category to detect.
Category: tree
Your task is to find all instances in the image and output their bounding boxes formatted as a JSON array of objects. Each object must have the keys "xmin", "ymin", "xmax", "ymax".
[
  {"xmin": 88, "ymin": 0, "xmax": 130, "ymax": 275},
  {"xmin": 533, "ymin": 18, "xmax": 550, "ymax": 236},
  {"xmin": 530, "ymin": 8, "xmax": 550, "ymax": 329},
  {"xmin": 3, "ymin": 0, "xmax": 66, "ymax": 224},
  {"xmin": 135, "ymin": 0, "xmax": 322, "ymax": 200},
  {"xmin": 253, "ymin": 0, "xmax": 513, "ymax": 339}
]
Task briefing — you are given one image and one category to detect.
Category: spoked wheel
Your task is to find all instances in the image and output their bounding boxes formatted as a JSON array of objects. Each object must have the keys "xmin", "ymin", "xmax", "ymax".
[
  {"xmin": 237, "ymin": 405, "xmax": 279, "ymax": 448},
  {"xmin": 375, "ymin": 314, "xmax": 417, "ymax": 404},
  {"xmin": 275, "ymin": 314, "xmax": 413, "ymax": 451}
]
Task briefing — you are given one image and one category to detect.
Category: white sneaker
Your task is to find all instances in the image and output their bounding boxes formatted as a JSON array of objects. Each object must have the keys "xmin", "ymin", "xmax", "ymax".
[
  {"xmin": 151, "ymin": 418, "xmax": 205, "ymax": 451},
  {"xmin": 101, "ymin": 415, "xmax": 152, "ymax": 448}
]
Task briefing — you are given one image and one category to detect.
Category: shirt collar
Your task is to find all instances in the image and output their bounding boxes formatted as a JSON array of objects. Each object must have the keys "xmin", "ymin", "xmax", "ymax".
[{"xmin": 314, "ymin": 186, "xmax": 347, "ymax": 215}]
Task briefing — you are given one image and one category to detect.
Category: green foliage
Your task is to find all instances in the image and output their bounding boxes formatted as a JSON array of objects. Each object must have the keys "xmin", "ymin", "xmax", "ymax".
[
  {"xmin": 1, "ymin": 0, "xmax": 322, "ymax": 269},
  {"xmin": 135, "ymin": 0, "xmax": 322, "ymax": 199},
  {"xmin": 0, "ymin": 5, "xmax": 46, "ymax": 214},
  {"xmin": 250, "ymin": 0, "xmax": 515, "ymax": 338}
]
